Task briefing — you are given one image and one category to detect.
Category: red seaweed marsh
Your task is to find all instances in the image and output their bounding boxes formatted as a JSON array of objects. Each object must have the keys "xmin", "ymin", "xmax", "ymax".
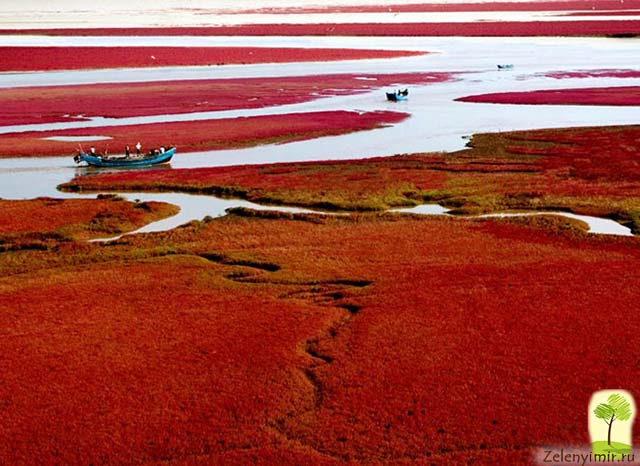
[{"xmin": 1, "ymin": 2, "xmax": 640, "ymax": 464}]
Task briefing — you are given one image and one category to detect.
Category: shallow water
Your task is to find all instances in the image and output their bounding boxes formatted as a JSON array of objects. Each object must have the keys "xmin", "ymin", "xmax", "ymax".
[{"xmin": 0, "ymin": 36, "xmax": 637, "ymax": 236}]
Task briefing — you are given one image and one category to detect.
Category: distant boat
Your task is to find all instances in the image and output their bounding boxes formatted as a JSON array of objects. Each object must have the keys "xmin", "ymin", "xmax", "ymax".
[
  {"xmin": 386, "ymin": 88, "xmax": 409, "ymax": 102},
  {"xmin": 74, "ymin": 147, "xmax": 175, "ymax": 167},
  {"xmin": 497, "ymin": 64, "xmax": 514, "ymax": 70}
]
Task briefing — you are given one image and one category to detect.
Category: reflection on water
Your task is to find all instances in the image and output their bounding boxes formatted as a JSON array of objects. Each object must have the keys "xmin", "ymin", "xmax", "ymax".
[{"xmin": 75, "ymin": 162, "xmax": 174, "ymax": 176}]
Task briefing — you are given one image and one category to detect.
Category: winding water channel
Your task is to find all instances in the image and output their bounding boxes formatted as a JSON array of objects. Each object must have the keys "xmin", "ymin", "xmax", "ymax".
[{"xmin": 0, "ymin": 36, "xmax": 638, "ymax": 237}]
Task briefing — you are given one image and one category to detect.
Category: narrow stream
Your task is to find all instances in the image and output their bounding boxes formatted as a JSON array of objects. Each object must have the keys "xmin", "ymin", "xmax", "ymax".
[{"xmin": 392, "ymin": 206, "xmax": 634, "ymax": 237}]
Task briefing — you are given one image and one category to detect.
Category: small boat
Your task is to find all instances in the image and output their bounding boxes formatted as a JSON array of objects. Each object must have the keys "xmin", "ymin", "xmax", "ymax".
[
  {"xmin": 386, "ymin": 88, "xmax": 409, "ymax": 102},
  {"xmin": 74, "ymin": 147, "xmax": 175, "ymax": 167},
  {"xmin": 497, "ymin": 64, "xmax": 514, "ymax": 70}
]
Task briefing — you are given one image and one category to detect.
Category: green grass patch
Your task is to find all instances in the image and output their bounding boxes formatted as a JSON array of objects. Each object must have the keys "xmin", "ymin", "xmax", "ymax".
[{"xmin": 591, "ymin": 440, "xmax": 632, "ymax": 456}]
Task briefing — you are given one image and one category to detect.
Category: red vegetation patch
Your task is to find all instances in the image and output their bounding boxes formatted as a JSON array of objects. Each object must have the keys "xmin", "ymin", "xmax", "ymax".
[
  {"xmin": 0, "ymin": 110, "xmax": 408, "ymax": 158},
  {"xmin": 226, "ymin": 0, "xmax": 640, "ymax": 13},
  {"xmin": 2, "ymin": 211, "xmax": 640, "ymax": 464},
  {"xmin": 0, "ymin": 196, "xmax": 177, "ymax": 241},
  {"xmin": 3, "ymin": 21, "xmax": 639, "ymax": 36},
  {"xmin": 457, "ymin": 86, "xmax": 640, "ymax": 106},
  {"xmin": 0, "ymin": 46, "xmax": 423, "ymax": 73},
  {"xmin": 0, "ymin": 253, "xmax": 334, "ymax": 465},
  {"xmin": 0, "ymin": 72, "xmax": 453, "ymax": 126},
  {"xmin": 498, "ymin": 126, "xmax": 640, "ymax": 183},
  {"xmin": 542, "ymin": 69, "xmax": 640, "ymax": 79}
]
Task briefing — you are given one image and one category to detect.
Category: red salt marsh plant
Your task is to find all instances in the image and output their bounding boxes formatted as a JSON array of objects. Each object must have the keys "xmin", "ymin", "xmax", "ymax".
[
  {"xmin": 0, "ymin": 254, "xmax": 335, "ymax": 465},
  {"xmin": 7, "ymin": 21, "xmax": 637, "ymax": 36},
  {"xmin": 0, "ymin": 110, "xmax": 408, "ymax": 158},
  {"xmin": 0, "ymin": 196, "xmax": 177, "ymax": 244},
  {"xmin": 0, "ymin": 46, "xmax": 424, "ymax": 73},
  {"xmin": 457, "ymin": 86, "xmax": 640, "ymax": 106},
  {"xmin": 0, "ymin": 72, "xmax": 453, "ymax": 126},
  {"xmin": 2, "ymin": 210, "xmax": 640, "ymax": 464}
]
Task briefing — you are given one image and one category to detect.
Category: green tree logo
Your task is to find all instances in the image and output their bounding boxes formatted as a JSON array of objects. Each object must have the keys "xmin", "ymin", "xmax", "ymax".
[
  {"xmin": 590, "ymin": 392, "xmax": 634, "ymax": 455},
  {"xmin": 594, "ymin": 394, "xmax": 632, "ymax": 446}
]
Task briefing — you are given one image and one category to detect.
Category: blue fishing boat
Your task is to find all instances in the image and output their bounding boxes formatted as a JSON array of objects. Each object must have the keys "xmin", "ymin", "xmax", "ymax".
[
  {"xmin": 386, "ymin": 88, "xmax": 409, "ymax": 102},
  {"xmin": 497, "ymin": 64, "xmax": 514, "ymax": 70},
  {"xmin": 74, "ymin": 147, "xmax": 175, "ymax": 167}
]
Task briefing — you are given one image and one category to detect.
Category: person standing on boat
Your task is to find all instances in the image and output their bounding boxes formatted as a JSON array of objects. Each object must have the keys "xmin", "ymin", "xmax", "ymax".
[
  {"xmin": 136, "ymin": 141, "xmax": 142, "ymax": 155},
  {"xmin": 125, "ymin": 145, "xmax": 130, "ymax": 157},
  {"xmin": 90, "ymin": 146, "xmax": 96, "ymax": 155}
]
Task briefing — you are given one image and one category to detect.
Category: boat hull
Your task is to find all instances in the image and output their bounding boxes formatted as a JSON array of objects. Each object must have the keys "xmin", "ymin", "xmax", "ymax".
[
  {"xmin": 78, "ymin": 147, "xmax": 175, "ymax": 167},
  {"xmin": 386, "ymin": 92, "xmax": 408, "ymax": 102}
]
